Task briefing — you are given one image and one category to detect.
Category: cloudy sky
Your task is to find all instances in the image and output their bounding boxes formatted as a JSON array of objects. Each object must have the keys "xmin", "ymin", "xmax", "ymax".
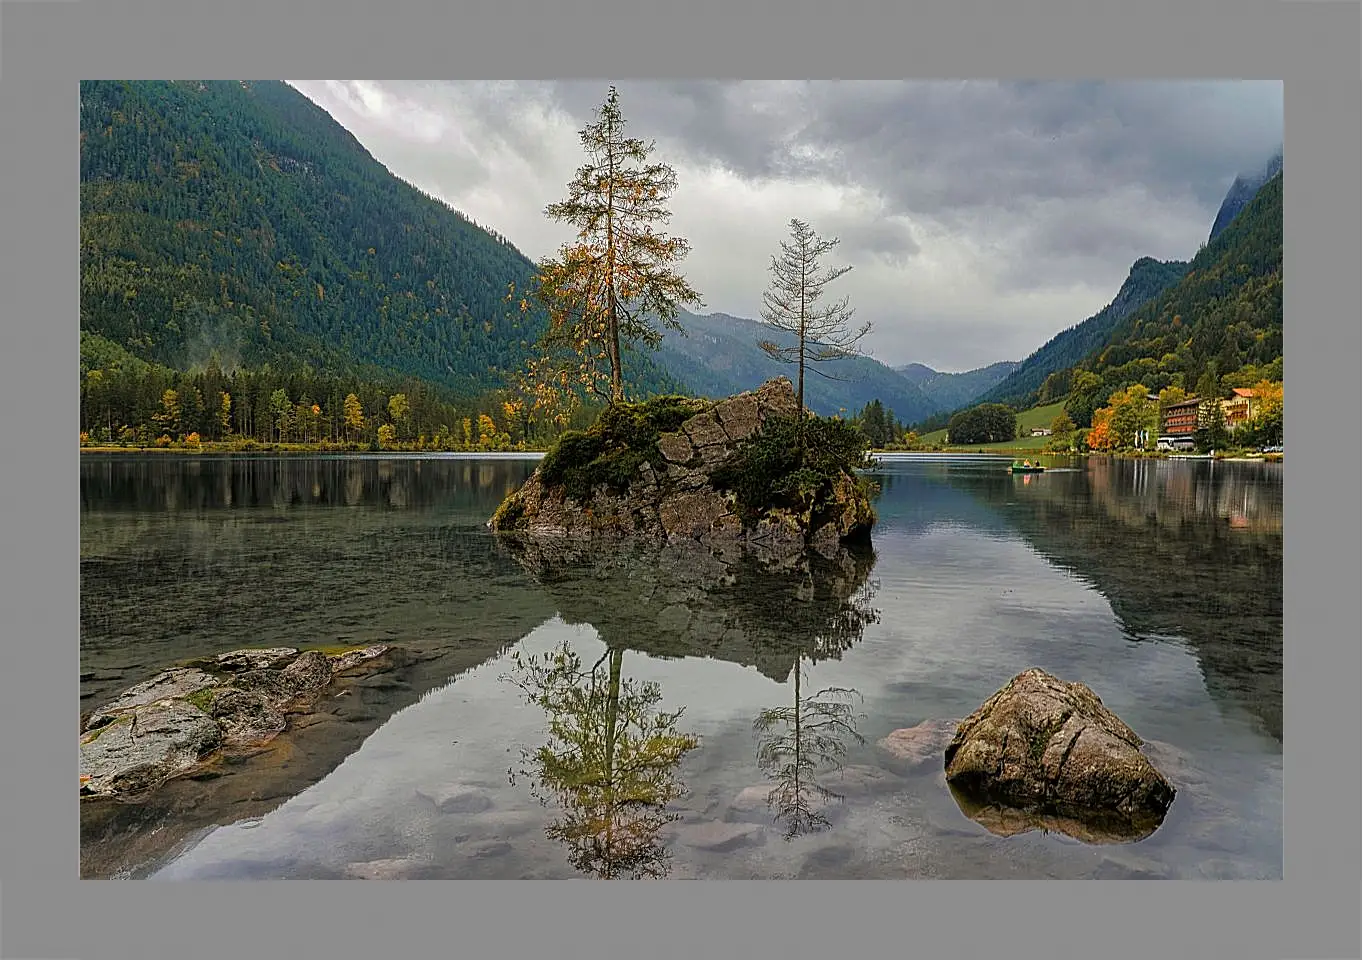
[{"xmin": 289, "ymin": 80, "xmax": 1282, "ymax": 372}]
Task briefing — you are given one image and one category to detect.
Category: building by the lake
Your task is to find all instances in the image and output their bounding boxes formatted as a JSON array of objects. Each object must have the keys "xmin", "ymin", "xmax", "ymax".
[
  {"xmin": 1219, "ymin": 387, "xmax": 1260, "ymax": 431},
  {"xmin": 1157, "ymin": 397, "xmax": 1201, "ymax": 451}
]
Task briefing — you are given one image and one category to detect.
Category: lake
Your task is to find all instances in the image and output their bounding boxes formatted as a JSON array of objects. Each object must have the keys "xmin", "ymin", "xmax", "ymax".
[{"xmin": 79, "ymin": 453, "xmax": 1283, "ymax": 880}]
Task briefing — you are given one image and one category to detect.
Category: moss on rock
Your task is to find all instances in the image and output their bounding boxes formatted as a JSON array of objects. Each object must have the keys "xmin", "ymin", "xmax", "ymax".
[
  {"xmin": 539, "ymin": 394, "xmax": 708, "ymax": 502},
  {"xmin": 710, "ymin": 414, "xmax": 877, "ymax": 535}
]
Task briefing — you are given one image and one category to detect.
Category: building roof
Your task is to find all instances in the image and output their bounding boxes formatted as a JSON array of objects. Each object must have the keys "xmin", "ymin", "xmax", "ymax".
[{"xmin": 1231, "ymin": 387, "xmax": 1258, "ymax": 398}]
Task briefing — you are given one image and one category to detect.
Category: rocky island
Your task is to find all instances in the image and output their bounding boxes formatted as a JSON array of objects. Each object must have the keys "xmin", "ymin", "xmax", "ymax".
[{"xmin": 488, "ymin": 377, "xmax": 878, "ymax": 557}]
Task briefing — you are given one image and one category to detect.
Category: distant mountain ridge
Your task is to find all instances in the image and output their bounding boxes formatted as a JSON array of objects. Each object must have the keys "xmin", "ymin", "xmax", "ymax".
[
  {"xmin": 975, "ymin": 257, "xmax": 1191, "ymax": 410},
  {"xmin": 1209, "ymin": 149, "xmax": 1283, "ymax": 242},
  {"xmin": 967, "ymin": 147, "xmax": 1283, "ymax": 415},
  {"xmin": 894, "ymin": 360, "xmax": 1020, "ymax": 412},
  {"xmin": 1085, "ymin": 170, "xmax": 1282, "ymax": 390},
  {"xmin": 657, "ymin": 311, "xmax": 943, "ymax": 424}
]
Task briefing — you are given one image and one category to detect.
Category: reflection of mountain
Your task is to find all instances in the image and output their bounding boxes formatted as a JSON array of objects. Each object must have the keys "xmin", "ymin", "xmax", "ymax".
[
  {"xmin": 940, "ymin": 459, "xmax": 1283, "ymax": 742},
  {"xmin": 500, "ymin": 539, "xmax": 881, "ymax": 683}
]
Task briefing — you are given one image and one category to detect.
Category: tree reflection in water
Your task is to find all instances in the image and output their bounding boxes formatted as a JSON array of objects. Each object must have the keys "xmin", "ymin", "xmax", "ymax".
[
  {"xmin": 504, "ymin": 643, "xmax": 699, "ymax": 879},
  {"xmin": 751, "ymin": 560, "xmax": 879, "ymax": 839},
  {"xmin": 495, "ymin": 535, "xmax": 884, "ymax": 858}
]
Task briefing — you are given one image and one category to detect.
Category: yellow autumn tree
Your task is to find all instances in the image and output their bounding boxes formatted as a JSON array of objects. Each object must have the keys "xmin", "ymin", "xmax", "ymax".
[
  {"xmin": 1250, "ymin": 380, "xmax": 1283, "ymax": 419},
  {"xmin": 218, "ymin": 392, "xmax": 232, "ymax": 439},
  {"xmin": 343, "ymin": 393, "xmax": 365, "ymax": 442},
  {"xmin": 387, "ymin": 394, "xmax": 411, "ymax": 440},
  {"xmin": 522, "ymin": 86, "xmax": 703, "ymax": 406},
  {"xmin": 1106, "ymin": 385, "xmax": 1158, "ymax": 450},
  {"xmin": 476, "ymin": 413, "xmax": 501, "ymax": 450},
  {"xmin": 152, "ymin": 389, "xmax": 182, "ymax": 439}
]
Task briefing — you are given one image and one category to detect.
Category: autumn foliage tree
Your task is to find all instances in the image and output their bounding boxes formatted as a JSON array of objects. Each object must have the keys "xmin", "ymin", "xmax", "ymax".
[
  {"xmin": 1086, "ymin": 411, "xmax": 1116, "ymax": 452},
  {"xmin": 524, "ymin": 86, "xmax": 703, "ymax": 407},
  {"xmin": 343, "ymin": 393, "xmax": 364, "ymax": 441}
]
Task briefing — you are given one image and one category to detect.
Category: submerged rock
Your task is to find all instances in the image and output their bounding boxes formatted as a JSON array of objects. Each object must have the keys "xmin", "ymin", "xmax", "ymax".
[
  {"xmin": 943, "ymin": 668, "xmax": 1175, "ymax": 836},
  {"xmin": 79, "ymin": 644, "xmax": 402, "ymax": 800},
  {"xmin": 488, "ymin": 378, "xmax": 877, "ymax": 552},
  {"xmin": 343, "ymin": 857, "xmax": 429, "ymax": 880},
  {"xmin": 877, "ymin": 718, "xmax": 961, "ymax": 772}
]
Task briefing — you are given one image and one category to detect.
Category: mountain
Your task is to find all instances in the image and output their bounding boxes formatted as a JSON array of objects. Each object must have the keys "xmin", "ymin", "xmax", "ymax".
[
  {"xmin": 1208, "ymin": 149, "xmax": 1283, "ymax": 243},
  {"xmin": 975, "ymin": 257, "xmax": 1191, "ymax": 410},
  {"xmin": 78, "ymin": 80, "xmax": 683, "ymax": 400},
  {"xmin": 894, "ymin": 360, "xmax": 1020, "ymax": 412},
  {"xmin": 1084, "ymin": 170, "xmax": 1281, "ymax": 392},
  {"xmin": 657, "ymin": 312, "xmax": 939, "ymax": 424}
]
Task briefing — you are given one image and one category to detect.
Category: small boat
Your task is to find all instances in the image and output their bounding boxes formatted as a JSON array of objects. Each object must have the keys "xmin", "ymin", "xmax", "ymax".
[{"xmin": 1009, "ymin": 460, "xmax": 1045, "ymax": 474}]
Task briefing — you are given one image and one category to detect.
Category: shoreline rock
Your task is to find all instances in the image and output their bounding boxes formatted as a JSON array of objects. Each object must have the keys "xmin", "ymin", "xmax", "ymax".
[
  {"xmin": 80, "ymin": 644, "xmax": 400, "ymax": 801},
  {"xmin": 488, "ymin": 378, "xmax": 877, "ymax": 554},
  {"xmin": 943, "ymin": 668, "xmax": 1176, "ymax": 838}
]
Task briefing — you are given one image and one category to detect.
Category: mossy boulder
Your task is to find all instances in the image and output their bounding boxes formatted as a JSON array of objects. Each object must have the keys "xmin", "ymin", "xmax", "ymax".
[
  {"xmin": 489, "ymin": 378, "xmax": 878, "ymax": 553},
  {"xmin": 943, "ymin": 668, "xmax": 1176, "ymax": 838}
]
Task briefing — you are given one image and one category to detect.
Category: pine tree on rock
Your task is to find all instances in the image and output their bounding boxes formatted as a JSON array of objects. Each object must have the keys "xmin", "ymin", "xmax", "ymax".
[{"xmin": 757, "ymin": 219, "xmax": 871, "ymax": 421}]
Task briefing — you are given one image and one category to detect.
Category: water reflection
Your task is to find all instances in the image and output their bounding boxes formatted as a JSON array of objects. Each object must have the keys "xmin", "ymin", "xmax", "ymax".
[
  {"xmin": 498, "ymin": 537, "xmax": 881, "ymax": 683},
  {"xmin": 753, "ymin": 677, "xmax": 866, "ymax": 840},
  {"xmin": 80, "ymin": 454, "xmax": 530, "ymax": 515},
  {"xmin": 932, "ymin": 458, "xmax": 1283, "ymax": 742},
  {"xmin": 747, "ymin": 557, "xmax": 880, "ymax": 839},
  {"xmin": 80, "ymin": 455, "xmax": 1283, "ymax": 880},
  {"xmin": 504, "ymin": 643, "xmax": 699, "ymax": 879},
  {"xmin": 947, "ymin": 783, "xmax": 1165, "ymax": 845},
  {"xmin": 498, "ymin": 535, "xmax": 884, "ymax": 843}
]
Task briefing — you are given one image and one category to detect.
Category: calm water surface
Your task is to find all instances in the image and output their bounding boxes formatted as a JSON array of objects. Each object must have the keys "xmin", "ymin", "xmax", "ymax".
[{"xmin": 79, "ymin": 453, "xmax": 1283, "ymax": 880}]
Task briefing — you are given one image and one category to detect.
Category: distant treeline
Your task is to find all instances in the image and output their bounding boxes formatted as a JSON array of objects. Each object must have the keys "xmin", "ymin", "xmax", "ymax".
[{"xmin": 79, "ymin": 332, "xmax": 598, "ymax": 450}]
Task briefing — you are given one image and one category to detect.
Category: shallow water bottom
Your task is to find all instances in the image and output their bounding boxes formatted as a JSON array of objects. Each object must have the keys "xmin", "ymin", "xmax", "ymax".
[{"xmin": 149, "ymin": 624, "xmax": 1282, "ymax": 882}]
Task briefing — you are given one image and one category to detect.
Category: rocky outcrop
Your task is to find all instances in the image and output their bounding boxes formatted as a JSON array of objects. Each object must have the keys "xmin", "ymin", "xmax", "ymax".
[
  {"xmin": 79, "ymin": 644, "xmax": 399, "ymax": 800},
  {"xmin": 489, "ymin": 378, "xmax": 876, "ymax": 554},
  {"xmin": 943, "ymin": 668, "xmax": 1175, "ymax": 834}
]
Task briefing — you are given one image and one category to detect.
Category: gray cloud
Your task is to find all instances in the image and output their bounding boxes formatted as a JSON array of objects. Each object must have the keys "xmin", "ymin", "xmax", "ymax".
[{"xmin": 288, "ymin": 80, "xmax": 1281, "ymax": 371}]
